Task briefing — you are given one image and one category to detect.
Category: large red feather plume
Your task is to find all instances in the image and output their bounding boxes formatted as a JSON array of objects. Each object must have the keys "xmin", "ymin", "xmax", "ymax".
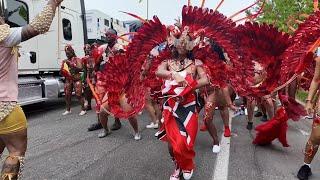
[
  {"xmin": 253, "ymin": 107, "xmax": 289, "ymax": 147},
  {"xmin": 124, "ymin": 16, "xmax": 168, "ymax": 111},
  {"xmin": 280, "ymin": 11, "xmax": 320, "ymax": 88},
  {"xmin": 231, "ymin": 22, "xmax": 290, "ymax": 97}
]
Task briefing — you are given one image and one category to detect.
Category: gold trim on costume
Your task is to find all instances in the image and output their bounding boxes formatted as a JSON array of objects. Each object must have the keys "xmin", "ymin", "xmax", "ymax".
[
  {"xmin": 0, "ymin": 24, "xmax": 10, "ymax": 42},
  {"xmin": 0, "ymin": 102, "xmax": 17, "ymax": 121}
]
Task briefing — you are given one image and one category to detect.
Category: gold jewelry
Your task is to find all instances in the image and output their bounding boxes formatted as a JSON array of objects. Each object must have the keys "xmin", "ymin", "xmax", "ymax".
[{"xmin": 30, "ymin": 5, "xmax": 55, "ymax": 34}]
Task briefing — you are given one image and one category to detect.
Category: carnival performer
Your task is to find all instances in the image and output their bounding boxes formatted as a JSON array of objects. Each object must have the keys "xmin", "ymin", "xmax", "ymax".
[
  {"xmin": 99, "ymin": 29, "xmax": 122, "ymax": 131},
  {"xmin": 142, "ymin": 49, "xmax": 164, "ymax": 129},
  {"xmin": 83, "ymin": 44, "xmax": 93, "ymax": 111},
  {"xmin": 198, "ymin": 39, "xmax": 237, "ymax": 153},
  {"xmin": 61, "ymin": 45, "xmax": 86, "ymax": 116},
  {"xmin": 201, "ymin": 85, "xmax": 235, "ymax": 153},
  {"xmin": 297, "ymin": 47, "xmax": 320, "ymax": 180},
  {"xmin": 94, "ymin": 29, "xmax": 140, "ymax": 139},
  {"xmin": 0, "ymin": 0, "xmax": 63, "ymax": 179},
  {"xmin": 84, "ymin": 44, "xmax": 104, "ymax": 132},
  {"xmin": 156, "ymin": 31, "xmax": 209, "ymax": 180}
]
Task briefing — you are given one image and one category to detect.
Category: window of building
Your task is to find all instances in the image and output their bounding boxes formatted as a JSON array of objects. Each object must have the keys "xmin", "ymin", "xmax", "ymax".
[
  {"xmin": 62, "ymin": 18, "xmax": 72, "ymax": 41},
  {"xmin": 116, "ymin": 19, "xmax": 119, "ymax": 25},
  {"xmin": 104, "ymin": 19, "xmax": 110, "ymax": 27}
]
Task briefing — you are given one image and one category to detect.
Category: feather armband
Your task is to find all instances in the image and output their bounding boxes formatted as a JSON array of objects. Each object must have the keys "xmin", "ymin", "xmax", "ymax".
[{"xmin": 30, "ymin": 5, "xmax": 55, "ymax": 34}]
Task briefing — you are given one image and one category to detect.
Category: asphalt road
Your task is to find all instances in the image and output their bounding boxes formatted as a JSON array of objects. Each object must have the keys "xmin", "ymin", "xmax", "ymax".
[{"xmin": 16, "ymin": 98, "xmax": 320, "ymax": 180}]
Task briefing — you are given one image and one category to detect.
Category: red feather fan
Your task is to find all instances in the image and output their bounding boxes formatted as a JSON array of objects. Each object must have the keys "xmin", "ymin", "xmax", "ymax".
[
  {"xmin": 124, "ymin": 16, "xmax": 168, "ymax": 112},
  {"xmin": 231, "ymin": 22, "xmax": 290, "ymax": 97},
  {"xmin": 193, "ymin": 45, "xmax": 230, "ymax": 88},
  {"xmin": 96, "ymin": 54, "xmax": 144, "ymax": 119},
  {"xmin": 253, "ymin": 107, "xmax": 289, "ymax": 147},
  {"xmin": 181, "ymin": 6, "xmax": 244, "ymax": 93}
]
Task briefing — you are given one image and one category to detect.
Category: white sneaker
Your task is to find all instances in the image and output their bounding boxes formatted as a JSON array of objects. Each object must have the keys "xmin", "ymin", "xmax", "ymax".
[
  {"xmin": 305, "ymin": 115, "xmax": 313, "ymax": 119},
  {"xmin": 62, "ymin": 111, "xmax": 71, "ymax": 116},
  {"xmin": 98, "ymin": 130, "xmax": 111, "ymax": 138},
  {"xmin": 146, "ymin": 122, "xmax": 159, "ymax": 129},
  {"xmin": 233, "ymin": 110, "xmax": 241, "ymax": 117},
  {"xmin": 79, "ymin": 110, "xmax": 87, "ymax": 116},
  {"xmin": 134, "ymin": 133, "xmax": 141, "ymax": 141},
  {"xmin": 138, "ymin": 111, "xmax": 143, "ymax": 115},
  {"xmin": 170, "ymin": 167, "xmax": 182, "ymax": 180},
  {"xmin": 182, "ymin": 170, "xmax": 193, "ymax": 180},
  {"xmin": 212, "ymin": 144, "xmax": 221, "ymax": 153},
  {"xmin": 155, "ymin": 130, "xmax": 161, "ymax": 137}
]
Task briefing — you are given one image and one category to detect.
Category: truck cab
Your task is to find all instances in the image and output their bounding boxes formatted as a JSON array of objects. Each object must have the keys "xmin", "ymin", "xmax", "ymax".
[{"xmin": 2, "ymin": 0, "xmax": 87, "ymax": 105}]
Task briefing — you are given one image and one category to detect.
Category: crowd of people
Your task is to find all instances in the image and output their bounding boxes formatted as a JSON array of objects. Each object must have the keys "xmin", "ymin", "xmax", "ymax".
[{"xmin": 0, "ymin": 0, "xmax": 320, "ymax": 180}]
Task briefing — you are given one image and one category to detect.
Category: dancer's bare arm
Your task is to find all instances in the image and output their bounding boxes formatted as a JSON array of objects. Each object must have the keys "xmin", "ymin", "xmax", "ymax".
[
  {"xmin": 196, "ymin": 66, "xmax": 209, "ymax": 88},
  {"xmin": 156, "ymin": 61, "xmax": 171, "ymax": 78},
  {"xmin": 306, "ymin": 57, "xmax": 320, "ymax": 114}
]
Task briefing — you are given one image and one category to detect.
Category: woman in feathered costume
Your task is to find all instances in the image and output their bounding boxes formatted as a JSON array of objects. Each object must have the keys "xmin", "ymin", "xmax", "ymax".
[
  {"xmin": 155, "ymin": 27, "xmax": 209, "ymax": 179},
  {"xmin": 92, "ymin": 30, "xmax": 141, "ymax": 140}
]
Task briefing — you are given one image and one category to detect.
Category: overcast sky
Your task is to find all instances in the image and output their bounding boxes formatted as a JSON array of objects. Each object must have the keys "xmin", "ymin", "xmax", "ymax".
[{"xmin": 84, "ymin": 0, "xmax": 256, "ymax": 24}]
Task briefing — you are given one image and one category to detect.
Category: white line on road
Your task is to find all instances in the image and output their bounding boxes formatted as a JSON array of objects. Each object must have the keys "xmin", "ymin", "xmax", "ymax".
[
  {"xmin": 212, "ymin": 111, "xmax": 233, "ymax": 180},
  {"xmin": 297, "ymin": 128, "xmax": 310, "ymax": 136}
]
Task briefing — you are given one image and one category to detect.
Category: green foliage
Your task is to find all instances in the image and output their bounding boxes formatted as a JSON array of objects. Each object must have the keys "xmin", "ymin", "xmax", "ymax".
[
  {"xmin": 248, "ymin": 0, "xmax": 314, "ymax": 33},
  {"xmin": 296, "ymin": 89, "xmax": 308, "ymax": 103}
]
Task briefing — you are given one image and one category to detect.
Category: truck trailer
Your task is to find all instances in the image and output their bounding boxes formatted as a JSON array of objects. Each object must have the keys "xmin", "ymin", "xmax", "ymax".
[{"xmin": 1, "ymin": 0, "xmax": 87, "ymax": 105}]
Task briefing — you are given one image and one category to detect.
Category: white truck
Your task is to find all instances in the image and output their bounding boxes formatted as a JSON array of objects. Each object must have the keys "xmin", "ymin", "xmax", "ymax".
[{"xmin": 1, "ymin": 0, "xmax": 87, "ymax": 105}]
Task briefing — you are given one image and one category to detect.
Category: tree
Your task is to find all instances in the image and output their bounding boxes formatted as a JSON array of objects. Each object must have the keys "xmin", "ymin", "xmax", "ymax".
[{"xmin": 247, "ymin": 0, "xmax": 314, "ymax": 33}]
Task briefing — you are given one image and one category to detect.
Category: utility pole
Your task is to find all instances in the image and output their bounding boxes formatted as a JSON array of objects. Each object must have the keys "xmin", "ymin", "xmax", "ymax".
[{"xmin": 146, "ymin": 0, "xmax": 149, "ymax": 20}]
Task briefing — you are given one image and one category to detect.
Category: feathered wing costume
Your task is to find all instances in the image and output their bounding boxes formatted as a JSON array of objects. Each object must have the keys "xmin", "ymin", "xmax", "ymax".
[
  {"xmin": 229, "ymin": 21, "xmax": 312, "ymax": 147},
  {"xmin": 280, "ymin": 11, "xmax": 320, "ymax": 90},
  {"xmin": 233, "ymin": 12, "xmax": 320, "ymax": 146}
]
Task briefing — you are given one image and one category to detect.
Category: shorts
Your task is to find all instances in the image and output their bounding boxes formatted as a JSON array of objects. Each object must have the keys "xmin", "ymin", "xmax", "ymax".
[{"xmin": 0, "ymin": 106, "xmax": 27, "ymax": 135}]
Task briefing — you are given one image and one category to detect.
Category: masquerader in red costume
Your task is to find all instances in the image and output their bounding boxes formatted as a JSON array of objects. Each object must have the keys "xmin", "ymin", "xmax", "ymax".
[
  {"xmin": 295, "ymin": 10, "xmax": 320, "ymax": 179},
  {"xmin": 83, "ymin": 44, "xmax": 93, "ymax": 111},
  {"xmin": 94, "ymin": 29, "xmax": 140, "ymax": 139},
  {"xmin": 84, "ymin": 43, "xmax": 105, "ymax": 132},
  {"xmin": 61, "ymin": 45, "xmax": 86, "ymax": 116},
  {"xmin": 198, "ymin": 39, "xmax": 237, "ymax": 153},
  {"xmin": 297, "ymin": 48, "xmax": 320, "ymax": 180},
  {"xmin": 156, "ymin": 28, "xmax": 209, "ymax": 180}
]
